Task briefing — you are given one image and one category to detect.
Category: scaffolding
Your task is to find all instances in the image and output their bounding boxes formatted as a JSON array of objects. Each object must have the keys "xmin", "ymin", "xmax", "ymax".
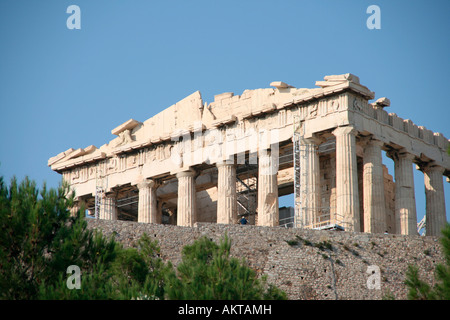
[
  {"xmin": 88, "ymin": 116, "xmax": 345, "ymax": 229},
  {"xmin": 236, "ymin": 160, "xmax": 258, "ymax": 224},
  {"xmin": 293, "ymin": 124, "xmax": 303, "ymax": 228},
  {"xmin": 94, "ymin": 162, "xmax": 106, "ymax": 219},
  {"xmin": 292, "ymin": 115, "xmax": 343, "ymax": 231}
]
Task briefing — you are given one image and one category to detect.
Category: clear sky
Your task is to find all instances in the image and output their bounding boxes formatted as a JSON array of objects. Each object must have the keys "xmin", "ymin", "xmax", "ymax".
[{"xmin": 0, "ymin": 0, "xmax": 449, "ymax": 224}]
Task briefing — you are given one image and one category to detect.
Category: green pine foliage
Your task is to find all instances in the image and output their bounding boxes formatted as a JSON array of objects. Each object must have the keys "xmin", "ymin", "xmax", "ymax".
[
  {"xmin": 0, "ymin": 175, "xmax": 286, "ymax": 300},
  {"xmin": 405, "ymin": 223, "xmax": 450, "ymax": 300},
  {"xmin": 165, "ymin": 234, "xmax": 287, "ymax": 300},
  {"xmin": 0, "ymin": 176, "xmax": 119, "ymax": 299},
  {"xmin": 108, "ymin": 233, "xmax": 173, "ymax": 300},
  {"xmin": 38, "ymin": 233, "xmax": 171, "ymax": 300}
]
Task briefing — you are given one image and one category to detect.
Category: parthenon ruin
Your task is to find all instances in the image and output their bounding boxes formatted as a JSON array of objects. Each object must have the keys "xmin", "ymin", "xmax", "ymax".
[{"xmin": 48, "ymin": 74, "xmax": 450, "ymax": 236}]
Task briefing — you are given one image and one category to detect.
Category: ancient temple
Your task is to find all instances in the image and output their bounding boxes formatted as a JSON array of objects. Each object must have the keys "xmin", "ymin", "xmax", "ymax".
[{"xmin": 48, "ymin": 74, "xmax": 449, "ymax": 236}]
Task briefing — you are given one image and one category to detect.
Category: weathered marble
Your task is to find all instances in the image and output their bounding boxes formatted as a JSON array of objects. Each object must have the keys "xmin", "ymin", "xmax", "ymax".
[
  {"xmin": 216, "ymin": 163, "xmax": 237, "ymax": 224},
  {"xmin": 333, "ymin": 126, "xmax": 360, "ymax": 232},
  {"xmin": 176, "ymin": 170, "xmax": 197, "ymax": 227},
  {"xmin": 363, "ymin": 139, "xmax": 386, "ymax": 233},
  {"xmin": 49, "ymin": 73, "xmax": 449, "ymax": 235},
  {"xmin": 137, "ymin": 179, "xmax": 159, "ymax": 224}
]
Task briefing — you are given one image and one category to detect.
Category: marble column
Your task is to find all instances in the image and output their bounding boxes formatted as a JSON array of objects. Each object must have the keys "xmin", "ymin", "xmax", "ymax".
[
  {"xmin": 299, "ymin": 136, "xmax": 321, "ymax": 228},
  {"xmin": 176, "ymin": 170, "xmax": 197, "ymax": 227},
  {"xmin": 423, "ymin": 165, "xmax": 447, "ymax": 236},
  {"xmin": 137, "ymin": 179, "xmax": 159, "ymax": 224},
  {"xmin": 100, "ymin": 193, "xmax": 117, "ymax": 220},
  {"xmin": 246, "ymin": 193, "xmax": 257, "ymax": 225},
  {"xmin": 217, "ymin": 163, "xmax": 237, "ymax": 224},
  {"xmin": 363, "ymin": 139, "xmax": 386, "ymax": 233},
  {"xmin": 332, "ymin": 126, "xmax": 360, "ymax": 232},
  {"xmin": 257, "ymin": 150, "xmax": 279, "ymax": 227},
  {"xmin": 389, "ymin": 151, "xmax": 417, "ymax": 235}
]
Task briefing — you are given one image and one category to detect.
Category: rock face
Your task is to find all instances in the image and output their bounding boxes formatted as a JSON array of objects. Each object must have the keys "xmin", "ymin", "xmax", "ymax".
[{"xmin": 87, "ymin": 219, "xmax": 444, "ymax": 300}]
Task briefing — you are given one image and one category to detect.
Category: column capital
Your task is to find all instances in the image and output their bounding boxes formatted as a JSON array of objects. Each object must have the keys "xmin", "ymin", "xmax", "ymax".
[
  {"xmin": 137, "ymin": 179, "xmax": 157, "ymax": 190},
  {"xmin": 258, "ymin": 147, "xmax": 275, "ymax": 157},
  {"xmin": 176, "ymin": 169, "xmax": 197, "ymax": 179},
  {"xmin": 398, "ymin": 152, "xmax": 416, "ymax": 161},
  {"xmin": 358, "ymin": 136, "xmax": 383, "ymax": 149},
  {"xmin": 103, "ymin": 192, "xmax": 116, "ymax": 199},
  {"xmin": 299, "ymin": 135, "xmax": 323, "ymax": 146},
  {"xmin": 216, "ymin": 162, "xmax": 236, "ymax": 168},
  {"xmin": 368, "ymin": 138, "xmax": 384, "ymax": 148},
  {"xmin": 386, "ymin": 149, "xmax": 415, "ymax": 162},
  {"xmin": 258, "ymin": 149, "xmax": 278, "ymax": 176},
  {"xmin": 356, "ymin": 135, "xmax": 370, "ymax": 148},
  {"xmin": 420, "ymin": 162, "xmax": 445, "ymax": 174},
  {"xmin": 332, "ymin": 125, "xmax": 358, "ymax": 137}
]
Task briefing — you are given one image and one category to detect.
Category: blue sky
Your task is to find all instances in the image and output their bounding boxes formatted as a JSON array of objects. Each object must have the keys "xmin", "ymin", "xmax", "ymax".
[{"xmin": 0, "ymin": 0, "xmax": 449, "ymax": 223}]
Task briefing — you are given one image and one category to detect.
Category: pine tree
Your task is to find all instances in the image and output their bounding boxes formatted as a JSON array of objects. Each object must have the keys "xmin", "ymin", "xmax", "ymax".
[
  {"xmin": 0, "ymin": 175, "xmax": 284, "ymax": 300},
  {"xmin": 165, "ymin": 234, "xmax": 287, "ymax": 300},
  {"xmin": 405, "ymin": 223, "xmax": 450, "ymax": 300},
  {"xmin": 109, "ymin": 233, "xmax": 173, "ymax": 300},
  {"xmin": 0, "ymin": 176, "xmax": 118, "ymax": 299}
]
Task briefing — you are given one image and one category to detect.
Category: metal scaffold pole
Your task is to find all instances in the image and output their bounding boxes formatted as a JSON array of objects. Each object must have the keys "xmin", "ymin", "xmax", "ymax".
[
  {"xmin": 94, "ymin": 162, "xmax": 106, "ymax": 219},
  {"xmin": 292, "ymin": 114, "xmax": 339, "ymax": 230},
  {"xmin": 293, "ymin": 114, "xmax": 304, "ymax": 229}
]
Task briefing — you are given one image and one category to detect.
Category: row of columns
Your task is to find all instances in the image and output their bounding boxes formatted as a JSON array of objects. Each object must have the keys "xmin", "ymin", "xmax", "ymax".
[
  {"xmin": 96, "ymin": 151, "xmax": 280, "ymax": 228},
  {"xmin": 330, "ymin": 125, "xmax": 446, "ymax": 236},
  {"xmin": 298, "ymin": 125, "xmax": 447, "ymax": 236},
  {"xmin": 94, "ymin": 124, "xmax": 446, "ymax": 236},
  {"xmin": 174, "ymin": 151, "xmax": 279, "ymax": 227}
]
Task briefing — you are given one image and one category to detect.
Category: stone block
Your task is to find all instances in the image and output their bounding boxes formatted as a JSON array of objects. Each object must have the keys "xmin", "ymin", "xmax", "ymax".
[
  {"xmin": 214, "ymin": 92, "xmax": 234, "ymax": 102},
  {"xmin": 270, "ymin": 81, "xmax": 294, "ymax": 89},
  {"xmin": 434, "ymin": 132, "xmax": 449, "ymax": 150},
  {"xmin": 111, "ymin": 119, "xmax": 141, "ymax": 136}
]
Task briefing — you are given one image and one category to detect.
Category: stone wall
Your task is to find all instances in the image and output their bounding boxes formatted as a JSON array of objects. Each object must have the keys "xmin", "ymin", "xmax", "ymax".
[{"xmin": 86, "ymin": 219, "xmax": 444, "ymax": 300}]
